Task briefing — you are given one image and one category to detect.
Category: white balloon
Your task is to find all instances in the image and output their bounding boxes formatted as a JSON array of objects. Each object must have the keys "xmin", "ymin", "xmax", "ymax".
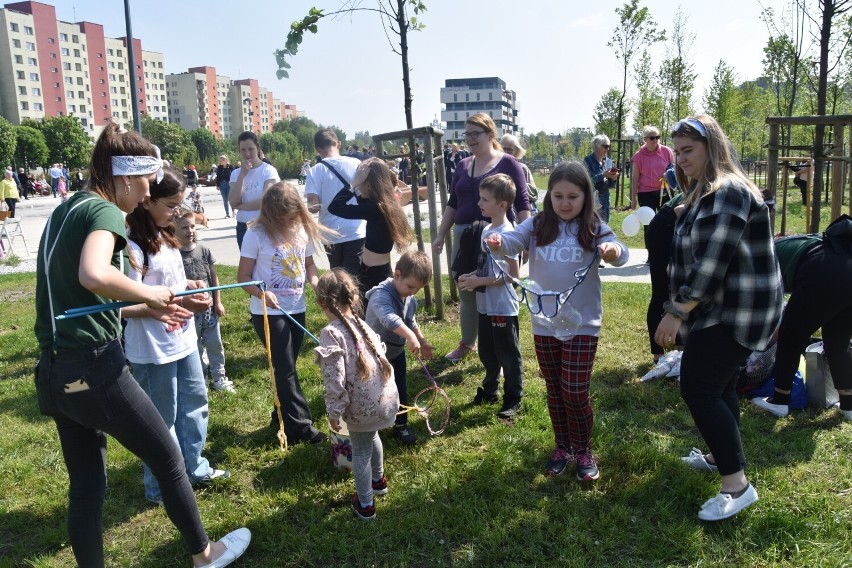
[
  {"xmin": 622, "ymin": 213, "xmax": 641, "ymax": 236},
  {"xmin": 636, "ymin": 206, "xmax": 656, "ymax": 225}
]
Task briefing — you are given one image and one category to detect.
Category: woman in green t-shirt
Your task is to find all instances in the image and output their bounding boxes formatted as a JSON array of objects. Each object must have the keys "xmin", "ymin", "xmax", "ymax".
[{"xmin": 33, "ymin": 123, "xmax": 250, "ymax": 568}]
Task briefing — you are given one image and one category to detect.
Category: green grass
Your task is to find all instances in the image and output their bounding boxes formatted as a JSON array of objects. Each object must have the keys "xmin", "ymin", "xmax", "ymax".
[{"xmin": 1, "ymin": 268, "xmax": 850, "ymax": 567}]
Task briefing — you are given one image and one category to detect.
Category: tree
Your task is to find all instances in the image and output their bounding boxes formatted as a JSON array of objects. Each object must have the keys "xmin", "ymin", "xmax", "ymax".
[
  {"xmin": 0, "ymin": 116, "xmax": 17, "ymax": 168},
  {"xmin": 632, "ymin": 52, "xmax": 665, "ymax": 134},
  {"xmin": 703, "ymin": 60, "xmax": 740, "ymax": 134},
  {"xmin": 141, "ymin": 116, "xmax": 197, "ymax": 167},
  {"xmin": 190, "ymin": 128, "xmax": 221, "ymax": 164},
  {"xmin": 259, "ymin": 131, "xmax": 304, "ymax": 177},
  {"xmin": 14, "ymin": 125, "xmax": 48, "ymax": 169},
  {"xmin": 40, "ymin": 115, "xmax": 91, "ymax": 169},
  {"xmin": 735, "ymin": 80, "xmax": 772, "ymax": 162},
  {"xmin": 608, "ymin": 0, "xmax": 660, "ymax": 140},
  {"xmin": 659, "ymin": 7, "xmax": 697, "ymax": 138},
  {"xmin": 593, "ymin": 88, "xmax": 625, "ymax": 140},
  {"xmin": 276, "ymin": 1, "xmax": 426, "ymax": 131}
]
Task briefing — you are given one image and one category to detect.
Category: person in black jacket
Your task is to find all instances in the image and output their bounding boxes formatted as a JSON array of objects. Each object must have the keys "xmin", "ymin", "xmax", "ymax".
[{"xmin": 215, "ymin": 155, "xmax": 234, "ymax": 218}]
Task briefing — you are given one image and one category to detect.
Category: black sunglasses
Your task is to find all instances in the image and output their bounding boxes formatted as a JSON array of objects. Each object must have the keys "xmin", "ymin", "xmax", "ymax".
[{"xmin": 645, "ymin": 136, "xmax": 660, "ymax": 141}]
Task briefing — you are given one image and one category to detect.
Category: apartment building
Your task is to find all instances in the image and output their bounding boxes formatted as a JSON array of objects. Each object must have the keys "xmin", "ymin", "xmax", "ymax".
[
  {"xmin": 440, "ymin": 77, "xmax": 520, "ymax": 141},
  {"xmin": 0, "ymin": 1, "xmax": 165, "ymax": 139}
]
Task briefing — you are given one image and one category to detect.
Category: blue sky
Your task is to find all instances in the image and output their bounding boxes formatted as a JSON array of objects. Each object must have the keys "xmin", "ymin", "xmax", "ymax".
[{"xmin": 54, "ymin": 0, "xmax": 779, "ymax": 137}]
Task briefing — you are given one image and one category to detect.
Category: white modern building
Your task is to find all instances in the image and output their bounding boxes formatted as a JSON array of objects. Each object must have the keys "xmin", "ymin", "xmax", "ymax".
[{"xmin": 440, "ymin": 76, "xmax": 519, "ymax": 141}]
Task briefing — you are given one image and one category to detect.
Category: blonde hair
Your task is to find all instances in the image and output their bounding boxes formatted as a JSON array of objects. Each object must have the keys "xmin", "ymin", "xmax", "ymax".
[
  {"xmin": 466, "ymin": 112, "xmax": 502, "ymax": 152},
  {"xmin": 252, "ymin": 182, "xmax": 336, "ymax": 246},
  {"xmin": 316, "ymin": 269, "xmax": 393, "ymax": 382},
  {"xmin": 499, "ymin": 134, "xmax": 526, "ymax": 159},
  {"xmin": 671, "ymin": 114, "xmax": 762, "ymax": 207}
]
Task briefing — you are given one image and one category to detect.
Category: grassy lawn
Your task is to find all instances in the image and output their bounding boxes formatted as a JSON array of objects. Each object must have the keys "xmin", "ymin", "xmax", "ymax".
[{"xmin": 1, "ymin": 268, "xmax": 850, "ymax": 567}]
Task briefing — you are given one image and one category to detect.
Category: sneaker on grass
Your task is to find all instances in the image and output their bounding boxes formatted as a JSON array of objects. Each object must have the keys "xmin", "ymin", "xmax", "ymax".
[
  {"xmin": 446, "ymin": 341, "xmax": 476, "ymax": 363},
  {"xmin": 698, "ymin": 484, "xmax": 758, "ymax": 521},
  {"xmin": 681, "ymin": 447, "xmax": 719, "ymax": 472},
  {"xmin": 751, "ymin": 397, "xmax": 789, "ymax": 417},
  {"xmin": 351, "ymin": 493, "xmax": 376, "ymax": 520},
  {"xmin": 372, "ymin": 476, "xmax": 388, "ymax": 496},
  {"xmin": 211, "ymin": 376, "xmax": 236, "ymax": 393},
  {"xmin": 544, "ymin": 447, "xmax": 574, "ymax": 477},
  {"xmin": 575, "ymin": 449, "xmax": 600, "ymax": 482}
]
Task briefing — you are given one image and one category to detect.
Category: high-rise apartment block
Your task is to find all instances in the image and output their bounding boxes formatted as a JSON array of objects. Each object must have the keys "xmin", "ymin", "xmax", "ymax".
[
  {"xmin": 0, "ymin": 1, "xmax": 299, "ymax": 140},
  {"xmin": 440, "ymin": 77, "xmax": 519, "ymax": 141}
]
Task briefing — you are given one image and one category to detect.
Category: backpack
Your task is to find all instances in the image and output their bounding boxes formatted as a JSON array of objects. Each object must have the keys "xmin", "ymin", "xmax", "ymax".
[{"xmin": 450, "ymin": 220, "xmax": 489, "ymax": 292}]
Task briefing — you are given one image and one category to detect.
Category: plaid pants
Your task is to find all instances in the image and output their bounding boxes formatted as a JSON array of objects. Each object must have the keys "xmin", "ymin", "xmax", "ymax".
[{"xmin": 534, "ymin": 334, "xmax": 598, "ymax": 452}]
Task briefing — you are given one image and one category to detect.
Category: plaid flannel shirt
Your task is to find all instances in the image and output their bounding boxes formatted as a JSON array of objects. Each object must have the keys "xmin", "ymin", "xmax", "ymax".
[{"xmin": 670, "ymin": 179, "xmax": 783, "ymax": 350}]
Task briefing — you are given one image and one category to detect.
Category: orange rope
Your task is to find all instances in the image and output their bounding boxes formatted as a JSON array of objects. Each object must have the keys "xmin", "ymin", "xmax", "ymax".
[{"xmin": 260, "ymin": 283, "xmax": 287, "ymax": 452}]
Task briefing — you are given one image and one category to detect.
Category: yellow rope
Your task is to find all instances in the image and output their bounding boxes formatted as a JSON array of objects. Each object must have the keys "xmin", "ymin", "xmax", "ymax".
[{"xmin": 261, "ymin": 283, "xmax": 287, "ymax": 452}]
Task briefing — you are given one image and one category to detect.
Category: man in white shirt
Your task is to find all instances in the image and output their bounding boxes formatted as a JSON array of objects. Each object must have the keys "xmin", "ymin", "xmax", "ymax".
[
  {"xmin": 49, "ymin": 163, "xmax": 62, "ymax": 198},
  {"xmin": 305, "ymin": 128, "xmax": 366, "ymax": 276}
]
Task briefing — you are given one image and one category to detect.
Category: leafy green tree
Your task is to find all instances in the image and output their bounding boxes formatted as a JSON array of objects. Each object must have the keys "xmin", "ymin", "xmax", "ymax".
[
  {"xmin": 0, "ymin": 116, "xmax": 17, "ymax": 168},
  {"xmin": 659, "ymin": 7, "xmax": 697, "ymax": 138},
  {"xmin": 608, "ymin": 0, "xmax": 660, "ymax": 139},
  {"xmin": 703, "ymin": 60, "xmax": 740, "ymax": 135},
  {"xmin": 735, "ymin": 81, "xmax": 772, "ymax": 161},
  {"xmin": 14, "ymin": 125, "xmax": 48, "ymax": 169},
  {"xmin": 632, "ymin": 52, "xmax": 664, "ymax": 134},
  {"xmin": 40, "ymin": 115, "xmax": 91, "ymax": 169},
  {"xmin": 190, "ymin": 128, "xmax": 221, "ymax": 164},
  {"xmin": 273, "ymin": 116, "xmax": 321, "ymax": 157},
  {"xmin": 593, "ymin": 88, "xmax": 626, "ymax": 140},
  {"xmin": 259, "ymin": 131, "xmax": 303, "ymax": 178},
  {"xmin": 141, "ymin": 116, "xmax": 197, "ymax": 167}
]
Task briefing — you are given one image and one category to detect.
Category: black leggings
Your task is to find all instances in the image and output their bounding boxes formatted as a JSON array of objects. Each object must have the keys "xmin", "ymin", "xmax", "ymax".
[
  {"xmin": 35, "ymin": 340, "xmax": 208, "ymax": 567},
  {"xmin": 645, "ymin": 205, "xmax": 677, "ymax": 355},
  {"xmin": 679, "ymin": 325, "xmax": 751, "ymax": 475},
  {"xmin": 774, "ymin": 245, "xmax": 852, "ymax": 393},
  {"xmin": 251, "ymin": 313, "xmax": 320, "ymax": 442}
]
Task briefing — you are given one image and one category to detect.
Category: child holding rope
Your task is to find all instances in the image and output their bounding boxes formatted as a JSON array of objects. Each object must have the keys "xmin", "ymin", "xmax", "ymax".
[
  {"xmin": 314, "ymin": 269, "xmax": 399, "ymax": 521},
  {"xmin": 123, "ymin": 167, "xmax": 231, "ymax": 504},
  {"xmin": 364, "ymin": 251, "xmax": 434, "ymax": 445},
  {"xmin": 237, "ymin": 182, "xmax": 332, "ymax": 445},
  {"xmin": 485, "ymin": 160, "xmax": 628, "ymax": 482}
]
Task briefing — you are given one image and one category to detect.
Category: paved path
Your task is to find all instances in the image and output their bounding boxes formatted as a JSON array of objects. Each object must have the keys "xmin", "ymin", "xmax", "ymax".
[{"xmin": 5, "ymin": 183, "xmax": 650, "ymax": 284}]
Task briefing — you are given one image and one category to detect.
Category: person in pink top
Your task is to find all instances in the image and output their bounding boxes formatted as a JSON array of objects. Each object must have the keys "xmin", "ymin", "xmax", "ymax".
[{"xmin": 630, "ymin": 125, "xmax": 675, "ymax": 212}]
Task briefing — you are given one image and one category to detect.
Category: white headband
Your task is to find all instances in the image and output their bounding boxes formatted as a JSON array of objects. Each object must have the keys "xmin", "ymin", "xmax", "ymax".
[{"xmin": 112, "ymin": 145, "xmax": 164, "ymax": 183}]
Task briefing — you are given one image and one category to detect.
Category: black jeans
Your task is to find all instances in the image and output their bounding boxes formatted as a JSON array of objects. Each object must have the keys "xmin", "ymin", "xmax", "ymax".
[
  {"xmin": 679, "ymin": 325, "xmax": 751, "ymax": 476},
  {"xmin": 477, "ymin": 313, "xmax": 523, "ymax": 403},
  {"xmin": 34, "ymin": 340, "xmax": 208, "ymax": 567},
  {"xmin": 251, "ymin": 313, "xmax": 320, "ymax": 442},
  {"xmin": 774, "ymin": 245, "xmax": 852, "ymax": 393},
  {"xmin": 236, "ymin": 221, "xmax": 248, "ymax": 252},
  {"xmin": 645, "ymin": 205, "xmax": 678, "ymax": 356},
  {"xmin": 389, "ymin": 351, "xmax": 409, "ymax": 426},
  {"xmin": 325, "ymin": 238, "xmax": 365, "ymax": 278},
  {"xmin": 359, "ymin": 262, "xmax": 392, "ymax": 301}
]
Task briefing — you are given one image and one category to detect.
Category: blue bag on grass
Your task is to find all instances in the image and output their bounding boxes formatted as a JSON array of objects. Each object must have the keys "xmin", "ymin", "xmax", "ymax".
[{"xmin": 749, "ymin": 371, "xmax": 808, "ymax": 410}]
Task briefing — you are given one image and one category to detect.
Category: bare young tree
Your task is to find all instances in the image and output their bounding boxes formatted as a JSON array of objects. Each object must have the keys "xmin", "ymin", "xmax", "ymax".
[{"xmin": 659, "ymin": 7, "xmax": 697, "ymax": 139}]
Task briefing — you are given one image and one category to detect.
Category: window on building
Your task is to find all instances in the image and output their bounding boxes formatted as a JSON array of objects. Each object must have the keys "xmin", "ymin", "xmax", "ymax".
[
  {"xmin": 12, "ymin": 39, "xmax": 20, "ymax": 48},
  {"xmin": 49, "ymin": 52, "xmax": 56, "ymax": 59},
  {"xmin": 32, "ymin": 87, "xmax": 41, "ymax": 95},
  {"xmin": 108, "ymin": 73, "xmax": 116, "ymax": 80},
  {"xmin": 67, "ymin": 91, "xmax": 75, "ymax": 99},
  {"xmin": 52, "ymin": 67, "xmax": 58, "ymax": 73},
  {"xmin": 34, "ymin": 103, "xmax": 43, "ymax": 111},
  {"xmin": 72, "ymin": 35, "xmax": 79, "ymax": 43},
  {"xmin": 76, "ymin": 78, "xmax": 83, "ymax": 86},
  {"xmin": 99, "ymin": 79, "xmax": 104, "ymax": 84},
  {"xmin": 107, "ymin": 61, "xmax": 115, "ymax": 68},
  {"xmin": 61, "ymin": 47, "xmax": 70, "ymax": 56},
  {"xmin": 465, "ymin": 93, "xmax": 469, "ymax": 102},
  {"xmin": 28, "ymin": 57, "xmax": 37, "ymax": 65},
  {"xmin": 78, "ymin": 90, "xmax": 84, "ymax": 98},
  {"xmin": 75, "ymin": 63, "xmax": 82, "ymax": 71},
  {"xmin": 80, "ymin": 118, "xmax": 87, "ymax": 127},
  {"xmin": 489, "ymin": 92, "xmax": 493, "ymax": 101},
  {"xmin": 111, "ymin": 99, "xmax": 118, "ymax": 106},
  {"xmin": 24, "ymin": 26, "xmax": 33, "ymax": 35},
  {"xmin": 65, "ymin": 77, "xmax": 73, "ymax": 84},
  {"xmin": 18, "ymin": 86, "xmax": 26, "ymax": 95},
  {"xmin": 110, "ymin": 86, "xmax": 117, "ymax": 93},
  {"xmin": 80, "ymin": 105, "xmax": 86, "ymax": 112},
  {"xmin": 117, "ymin": 49, "xmax": 122, "ymax": 56},
  {"xmin": 10, "ymin": 23, "xmax": 19, "ymax": 32},
  {"xmin": 69, "ymin": 104, "xmax": 76, "ymax": 112},
  {"xmin": 112, "ymin": 111, "xmax": 119, "ymax": 118},
  {"xmin": 62, "ymin": 62, "xmax": 71, "ymax": 70},
  {"xmin": 117, "ymin": 62, "xmax": 123, "ymax": 69},
  {"xmin": 107, "ymin": 48, "xmax": 114, "ymax": 56},
  {"xmin": 29, "ymin": 72, "xmax": 39, "ymax": 81},
  {"xmin": 48, "ymin": 37, "xmax": 54, "ymax": 44},
  {"xmin": 25, "ymin": 42, "xmax": 35, "ymax": 51},
  {"xmin": 55, "ymin": 97, "xmax": 61, "ymax": 102},
  {"xmin": 73, "ymin": 49, "xmax": 80, "ymax": 57},
  {"xmin": 20, "ymin": 102, "xmax": 29, "ymax": 110},
  {"xmin": 60, "ymin": 32, "xmax": 69, "ymax": 41},
  {"xmin": 14, "ymin": 55, "xmax": 22, "ymax": 64}
]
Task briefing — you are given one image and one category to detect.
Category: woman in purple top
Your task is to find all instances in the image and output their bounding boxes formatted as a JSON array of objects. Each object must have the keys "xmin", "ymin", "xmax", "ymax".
[{"xmin": 432, "ymin": 112, "xmax": 531, "ymax": 362}]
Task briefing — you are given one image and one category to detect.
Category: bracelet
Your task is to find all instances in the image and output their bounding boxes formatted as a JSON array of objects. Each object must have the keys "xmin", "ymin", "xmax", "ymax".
[{"xmin": 663, "ymin": 300, "xmax": 689, "ymax": 320}]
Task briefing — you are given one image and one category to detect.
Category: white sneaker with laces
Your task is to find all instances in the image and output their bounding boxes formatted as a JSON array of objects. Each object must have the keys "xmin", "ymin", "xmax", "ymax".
[
  {"xmin": 681, "ymin": 447, "xmax": 718, "ymax": 472},
  {"xmin": 698, "ymin": 484, "xmax": 758, "ymax": 521},
  {"xmin": 198, "ymin": 527, "xmax": 251, "ymax": 568},
  {"xmin": 211, "ymin": 376, "xmax": 236, "ymax": 393},
  {"xmin": 751, "ymin": 397, "xmax": 789, "ymax": 417}
]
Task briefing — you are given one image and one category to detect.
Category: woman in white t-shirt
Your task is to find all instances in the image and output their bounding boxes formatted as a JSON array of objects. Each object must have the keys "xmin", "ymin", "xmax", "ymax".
[
  {"xmin": 123, "ymin": 167, "xmax": 229, "ymax": 505},
  {"xmin": 228, "ymin": 131, "xmax": 280, "ymax": 251},
  {"xmin": 237, "ymin": 182, "xmax": 334, "ymax": 445}
]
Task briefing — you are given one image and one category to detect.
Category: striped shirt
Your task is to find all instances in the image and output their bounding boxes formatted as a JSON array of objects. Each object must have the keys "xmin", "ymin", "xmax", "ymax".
[{"xmin": 670, "ymin": 179, "xmax": 783, "ymax": 350}]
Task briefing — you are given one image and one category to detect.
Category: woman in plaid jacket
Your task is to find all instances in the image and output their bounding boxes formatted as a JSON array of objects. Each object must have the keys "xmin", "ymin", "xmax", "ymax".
[{"xmin": 655, "ymin": 115, "xmax": 782, "ymax": 522}]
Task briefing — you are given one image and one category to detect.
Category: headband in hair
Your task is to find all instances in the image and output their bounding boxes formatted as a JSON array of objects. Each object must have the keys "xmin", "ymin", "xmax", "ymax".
[
  {"xmin": 673, "ymin": 118, "xmax": 707, "ymax": 138},
  {"xmin": 111, "ymin": 144, "xmax": 164, "ymax": 183}
]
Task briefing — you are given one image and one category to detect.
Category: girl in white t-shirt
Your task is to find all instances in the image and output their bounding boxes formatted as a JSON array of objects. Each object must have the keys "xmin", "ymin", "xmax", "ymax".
[
  {"xmin": 123, "ymin": 167, "xmax": 229, "ymax": 505},
  {"xmin": 228, "ymin": 131, "xmax": 281, "ymax": 250},
  {"xmin": 238, "ymin": 182, "xmax": 334, "ymax": 445}
]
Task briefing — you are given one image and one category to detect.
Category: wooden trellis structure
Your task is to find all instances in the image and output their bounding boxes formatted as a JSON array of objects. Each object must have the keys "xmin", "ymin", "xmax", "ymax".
[
  {"xmin": 371, "ymin": 126, "xmax": 453, "ymax": 319},
  {"xmin": 765, "ymin": 115, "xmax": 851, "ymax": 233}
]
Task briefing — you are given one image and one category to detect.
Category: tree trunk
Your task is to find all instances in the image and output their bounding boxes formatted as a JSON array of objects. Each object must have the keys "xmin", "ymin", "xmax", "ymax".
[
  {"xmin": 809, "ymin": 0, "xmax": 834, "ymax": 231},
  {"xmin": 397, "ymin": 0, "xmax": 413, "ymax": 131}
]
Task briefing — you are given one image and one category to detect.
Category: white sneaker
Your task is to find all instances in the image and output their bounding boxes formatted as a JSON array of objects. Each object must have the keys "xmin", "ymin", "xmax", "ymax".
[
  {"xmin": 838, "ymin": 406, "xmax": 852, "ymax": 421},
  {"xmin": 751, "ymin": 397, "xmax": 789, "ymax": 417},
  {"xmin": 211, "ymin": 376, "xmax": 236, "ymax": 393},
  {"xmin": 698, "ymin": 484, "xmax": 758, "ymax": 521},
  {"xmin": 681, "ymin": 447, "xmax": 718, "ymax": 472},
  {"xmin": 198, "ymin": 527, "xmax": 251, "ymax": 568}
]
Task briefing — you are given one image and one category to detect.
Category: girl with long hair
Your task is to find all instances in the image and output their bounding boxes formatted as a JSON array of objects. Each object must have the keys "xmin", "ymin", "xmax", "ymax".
[
  {"xmin": 237, "ymin": 182, "xmax": 334, "ymax": 444},
  {"xmin": 33, "ymin": 123, "xmax": 249, "ymax": 567},
  {"xmin": 656, "ymin": 115, "xmax": 782, "ymax": 521},
  {"xmin": 328, "ymin": 157, "xmax": 413, "ymax": 296}
]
